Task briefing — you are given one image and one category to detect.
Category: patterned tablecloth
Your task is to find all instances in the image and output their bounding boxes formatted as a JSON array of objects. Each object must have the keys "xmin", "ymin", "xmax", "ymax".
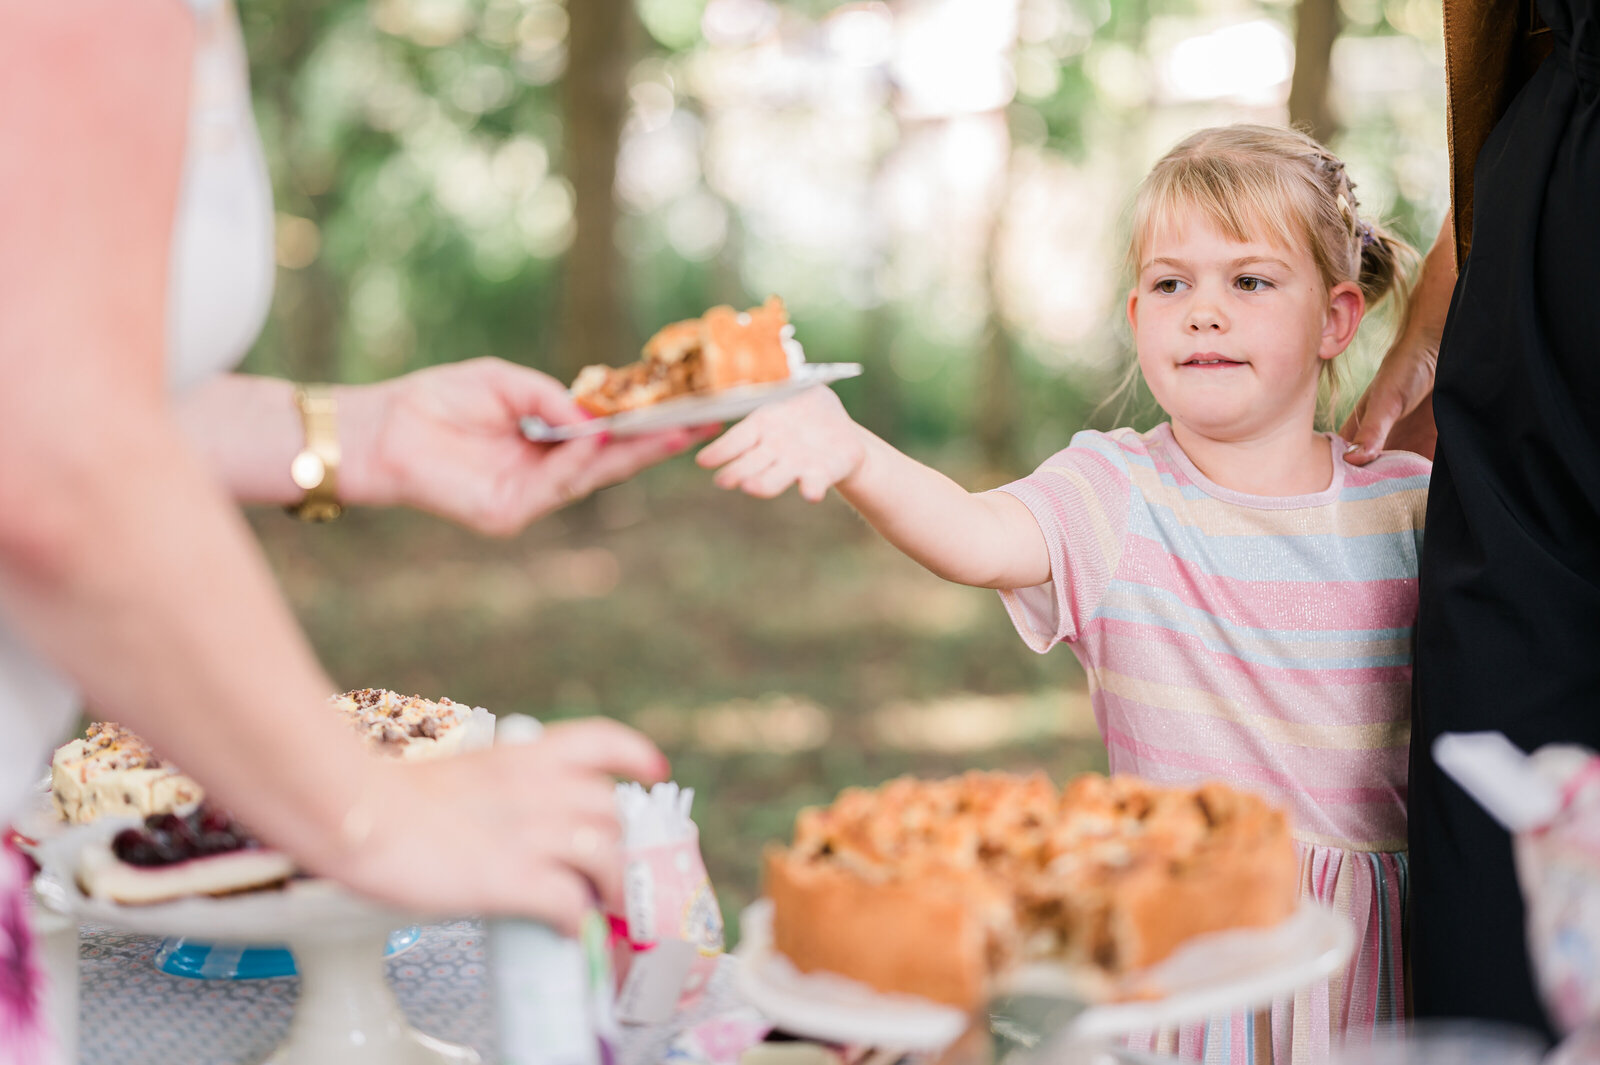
[{"xmin": 77, "ymin": 920, "xmax": 741, "ymax": 1065}]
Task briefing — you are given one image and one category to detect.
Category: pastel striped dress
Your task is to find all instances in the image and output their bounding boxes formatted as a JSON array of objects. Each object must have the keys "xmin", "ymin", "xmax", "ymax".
[{"xmin": 995, "ymin": 423, "xmax": 1429, "ymax": 1065}]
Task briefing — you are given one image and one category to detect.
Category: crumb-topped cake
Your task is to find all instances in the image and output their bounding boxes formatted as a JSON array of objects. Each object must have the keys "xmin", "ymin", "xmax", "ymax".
[
  {"xmin": 764, "ymin": 772, "xmax": 1298, "ymax": 1007},
  {"xmin": 51, "ymin": 722, "xmax": 205, "ymax": 825},
  {"xmin": 329, "ymin": 687, "xmax": 477, "ymax": 760}
]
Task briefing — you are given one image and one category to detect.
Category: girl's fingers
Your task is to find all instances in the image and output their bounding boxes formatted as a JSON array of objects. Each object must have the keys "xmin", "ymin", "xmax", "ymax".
[
  {"xmin": 713, "ymin": 446, "xmax": 778, "ymax": 490},
  {"xmin": 797, "ymin": 467, "xmax": 834, "ymax": 503},
  {"xmin": 743, "ymin": 460, "xmax": 798, "ymax": 499},
  {"xmin": 695, "ymin": 417, "xmax": 765, "ymax": 468}
]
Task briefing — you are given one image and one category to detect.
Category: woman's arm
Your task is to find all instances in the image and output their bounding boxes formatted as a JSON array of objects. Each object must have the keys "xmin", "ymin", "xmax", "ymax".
[
  {"xmin": 696, "ymin": 386, "xmax": 1050, "ymax": 589},
  {"xmin": 176, "ymin": 365, "xmax": 714, "ymax": 536},
  {"xmin": 0, "ymin": 0, "xmax": 363, "ymax": 872},
  {"xmin": 1341, "ymin": 212, "xmax": 1456, "ymax": 463},
  {"xmin": 0, "ymin": 4, "xmax": 662, "ymax": 931}
]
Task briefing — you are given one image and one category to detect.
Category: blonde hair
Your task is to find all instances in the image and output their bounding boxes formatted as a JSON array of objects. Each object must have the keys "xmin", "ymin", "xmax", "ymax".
[{"xmin": 1115, "ymin": 125, "xmax": 1419, "ymax": 426}]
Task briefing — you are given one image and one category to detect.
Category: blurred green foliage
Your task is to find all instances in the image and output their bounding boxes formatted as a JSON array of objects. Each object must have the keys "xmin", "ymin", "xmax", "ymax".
[
  {"xmin": 241, "ymin": 0, "xmax": 1447, "ymax": 452},
  {"xmin": 236, "ymin": 0, "xmax": 1447, "ymax": 935}
]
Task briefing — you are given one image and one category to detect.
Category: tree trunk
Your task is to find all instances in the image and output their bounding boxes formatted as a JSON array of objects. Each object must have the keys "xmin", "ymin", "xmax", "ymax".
[
  {"xmin": 975, "ymin": 119, "xmax": 1019, "ymax": 476},
  {"xmin": 1288, "ymin": 0, "xmax": 1341, "ymax": 144},
  {"xmin": 558, "ymin": 0, "xmax": 636, "ymax": 380}
]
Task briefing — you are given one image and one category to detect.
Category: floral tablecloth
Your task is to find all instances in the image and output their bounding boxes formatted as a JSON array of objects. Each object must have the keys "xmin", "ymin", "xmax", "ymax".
[{"xmin": 75, "ymin": 920, "xmax": 739, "ymax": 1065}]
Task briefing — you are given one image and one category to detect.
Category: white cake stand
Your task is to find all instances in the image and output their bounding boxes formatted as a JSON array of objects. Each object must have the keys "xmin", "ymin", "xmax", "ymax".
[
  {"xmin": 34, "ymin": 825, "xmax": 477, "ymax": 1065},
  {"xmin": 734, "ymin": 898, "xmax": 1355, "ymax": 1053}
]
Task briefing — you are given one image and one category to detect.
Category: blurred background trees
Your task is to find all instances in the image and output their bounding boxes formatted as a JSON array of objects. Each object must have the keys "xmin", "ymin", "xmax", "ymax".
[{"xmin": 238, "ymin": 0, "xmax": 1448, "ymax": 928}]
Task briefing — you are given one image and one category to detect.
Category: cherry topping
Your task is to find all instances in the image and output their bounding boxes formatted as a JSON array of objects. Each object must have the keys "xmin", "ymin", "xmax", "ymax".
[{"xmin": 110, "ymin": 805, "xmax": 262, "ymax": 867}]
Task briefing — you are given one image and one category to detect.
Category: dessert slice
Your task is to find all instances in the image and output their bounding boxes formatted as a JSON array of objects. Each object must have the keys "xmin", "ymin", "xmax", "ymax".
[
  {"xmin": 51, "ymin": 722, "xmax": 205, "ymax": 825},
  {"xmin": 52, "ymin": 689, "xmax": 476, "ymax": 831},
  {"xmin": 572, "ymin": 296, "xmax": 794, "ymax": 416},
  {"xmin": 329, "ymin": 687, "xmax": 478, "ymax": 760},
  {"xmin": 76, "ymin": 806, "xmax": 296, "ymax": 905},
  {"xmin": 56, "ymin": 689, "xmax": 484, "ymax": 906}
]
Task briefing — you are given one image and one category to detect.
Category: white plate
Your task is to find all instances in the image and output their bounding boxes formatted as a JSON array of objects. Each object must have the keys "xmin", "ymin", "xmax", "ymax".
[
  {"xmin": 732, "ymin": 901, "xmax": 968, "ymax": 1051},
  {"xmin": 732, "ymin": 898, "xmax": 1353, "ymax": 1050},
  {"xmin": 519, "ymin": 362, "xmax": 863, "ymax": 442}
]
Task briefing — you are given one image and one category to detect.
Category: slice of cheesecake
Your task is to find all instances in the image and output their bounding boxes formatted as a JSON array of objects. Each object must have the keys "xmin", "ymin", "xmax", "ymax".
[
  {"xmin": 76, "ymin": 806, "xmax": 296, "ymax": 905},
  {"xmin": 51, "ymin": 722, "xmax": 205, "ymax": 825}
]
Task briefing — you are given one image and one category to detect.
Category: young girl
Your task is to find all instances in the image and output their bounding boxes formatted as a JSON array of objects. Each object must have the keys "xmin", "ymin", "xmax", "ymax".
[{"xmin": 699, "ymin": 125, "xmax": 1427, "ymax": 1063}]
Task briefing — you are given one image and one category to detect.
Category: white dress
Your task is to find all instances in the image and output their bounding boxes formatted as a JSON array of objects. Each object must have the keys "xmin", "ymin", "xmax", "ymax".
[{"xmin": 0, "ymin": 0, "xmax": 276, "ymax": 831}]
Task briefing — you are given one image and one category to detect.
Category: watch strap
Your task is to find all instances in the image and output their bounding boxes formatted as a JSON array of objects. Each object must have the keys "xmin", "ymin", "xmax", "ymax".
[{"xmin": 286, "ymin": 384, "xmax": 343, "ymax": 522}]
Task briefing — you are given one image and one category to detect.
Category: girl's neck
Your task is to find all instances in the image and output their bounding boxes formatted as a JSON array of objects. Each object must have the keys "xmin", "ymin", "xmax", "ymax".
[{"xmin": 1167, "ymin": 419, "xmax": 1335, "ymax": 496}]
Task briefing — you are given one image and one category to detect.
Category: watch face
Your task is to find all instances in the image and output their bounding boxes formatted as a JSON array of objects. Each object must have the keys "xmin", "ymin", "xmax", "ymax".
[{"xmin": 290, "ymin": 451, "xmax": 326, "ymax": 491}]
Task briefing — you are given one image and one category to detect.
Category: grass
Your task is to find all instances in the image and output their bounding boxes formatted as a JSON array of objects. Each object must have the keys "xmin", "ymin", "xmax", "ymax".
[{"xmin": 249, "ymin": 454, "xmax": 1105, "ymax": 940}]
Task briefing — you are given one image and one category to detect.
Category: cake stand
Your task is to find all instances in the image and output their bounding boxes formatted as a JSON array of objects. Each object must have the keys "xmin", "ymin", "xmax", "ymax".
[
  {"xmin": 34, "ymin": 824, "xmax": 477, "ymax": 1065},
  {"xmin": 734, "ymin": 898, "xmax": 1355, "ymax": 1054}
]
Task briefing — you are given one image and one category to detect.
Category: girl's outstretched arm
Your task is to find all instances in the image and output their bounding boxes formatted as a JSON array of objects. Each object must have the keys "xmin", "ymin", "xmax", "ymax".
[{"xmin": 696, "ymin": 387, "xmax": 1051, "ymax": 589}]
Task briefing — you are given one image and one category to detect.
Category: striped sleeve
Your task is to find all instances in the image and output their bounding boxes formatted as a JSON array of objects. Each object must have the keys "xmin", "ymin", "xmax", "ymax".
[{"xmin": 993, "ymin": 430, "xmax": 1135, "ymax": 651}]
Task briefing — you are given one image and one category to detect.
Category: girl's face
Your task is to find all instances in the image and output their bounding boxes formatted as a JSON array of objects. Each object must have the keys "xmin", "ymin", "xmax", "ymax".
[{"xmin": 1126, "ymin": 215, "xmax": 1364, "ymax": 444}]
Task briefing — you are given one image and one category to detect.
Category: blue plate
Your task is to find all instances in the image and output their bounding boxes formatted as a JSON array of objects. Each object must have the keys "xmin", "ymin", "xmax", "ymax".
[{"xmin": 153, "ymin": 926, "xmax": 422, "ymax": 980}]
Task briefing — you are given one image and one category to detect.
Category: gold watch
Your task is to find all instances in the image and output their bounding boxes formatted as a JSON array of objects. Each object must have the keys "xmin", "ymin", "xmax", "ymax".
[{"xmin": 286, "ymin": 384, "xmax": 343, "ymax": 522}]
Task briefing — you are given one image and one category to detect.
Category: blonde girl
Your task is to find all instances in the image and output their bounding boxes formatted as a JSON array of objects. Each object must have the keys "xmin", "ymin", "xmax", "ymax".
[{"xmin": 699, "ymin": 125, "xmax": 1426, "ymax": 1063}]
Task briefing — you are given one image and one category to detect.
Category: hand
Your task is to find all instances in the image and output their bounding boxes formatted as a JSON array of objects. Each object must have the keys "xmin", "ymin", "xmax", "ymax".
[
  {"xmin": 695, "ymin": 386, "xmax": 865, "ymax": 501},
  {"xmin": 1339, "ymin": 334, "xmax": 1439, "ymax": 464},
  {"xmin": 325, "ymin": 718, "xmax": 668, "ymax": 934},
  {"xmin": 1340, "ymin": 210, "xmax": 1453, "ymax": 465},
  {"xmin": 351, "ymin": 358, "xmax": 719, "ymax": 536}
]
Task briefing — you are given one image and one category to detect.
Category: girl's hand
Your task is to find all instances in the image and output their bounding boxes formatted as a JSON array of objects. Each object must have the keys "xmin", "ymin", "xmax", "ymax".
[
  {"xmin": 323, "ymin": 718, "xmax": 668, "ymax": 934},
  {"xmin": 350, "ymin": 358, "xmax": 719, "ymax": 536},
  {"xmin": 695, "ymin": 386, "xmax": 865, "ymax": 502}
]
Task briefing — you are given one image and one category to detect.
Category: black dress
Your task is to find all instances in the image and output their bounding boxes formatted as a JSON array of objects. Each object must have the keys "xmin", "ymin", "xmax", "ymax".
[{"xmin": 1411, "ymin": 0, "xmax": 1600, "ymax": 1038}]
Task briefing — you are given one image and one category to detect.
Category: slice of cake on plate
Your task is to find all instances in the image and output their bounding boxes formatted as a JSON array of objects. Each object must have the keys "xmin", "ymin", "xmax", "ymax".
[
  {"xmin": 51, "ymin": 721, "xmax": 205, "ymax": 825},
  {"xmin": 55, "ymin": 688, "xmax": 487, "ymax": 905},
  {"xmin": 571, "ymin": 296, "xmax": 796, "ymax": 416},
  {"xmin": 764, "ymin": 771, "xmax": 1298, "ymax": 1007},
  {"xmin": 329, "ymin": 687, "xmax": 482, "ymax": 760},
  {"xmin": 75, "ymin": 805, "xmax": 297, "ymax": 905}
]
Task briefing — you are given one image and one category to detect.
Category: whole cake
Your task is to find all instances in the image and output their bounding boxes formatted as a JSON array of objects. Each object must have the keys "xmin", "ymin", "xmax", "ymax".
[{"xmin": 764, "ymin": 772, "xmax": 1299, "ymax": 1006}]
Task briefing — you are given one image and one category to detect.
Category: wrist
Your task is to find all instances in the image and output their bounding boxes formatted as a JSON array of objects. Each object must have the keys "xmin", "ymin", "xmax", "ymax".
[
  {"xmin": 328, "ymin": 382, "xmax": 401, "ymax": 509},
  {"xmin": 293, "ymin": 756, "xmax": 404, "ymax": 882},
  {"xmin": 835, "ymin": 425, "xmax": 880, "ymax": 501}
]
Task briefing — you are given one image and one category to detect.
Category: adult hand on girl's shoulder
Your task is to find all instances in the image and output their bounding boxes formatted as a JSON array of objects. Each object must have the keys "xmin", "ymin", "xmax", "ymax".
[
  {"xmin": 1341, "ymin": 211, "xmax": 1453, "ymax": 465},
  {"xmin": 695, "ymin": 385, "xmax": 866, "ymax": 502},
  {"xmin": 1340, "ymin": 333, "xmax": 1439, "ymax": 464},
  {"xmin": 347, "ymin": 358, "xmax": 716, "ymax": 537}
]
